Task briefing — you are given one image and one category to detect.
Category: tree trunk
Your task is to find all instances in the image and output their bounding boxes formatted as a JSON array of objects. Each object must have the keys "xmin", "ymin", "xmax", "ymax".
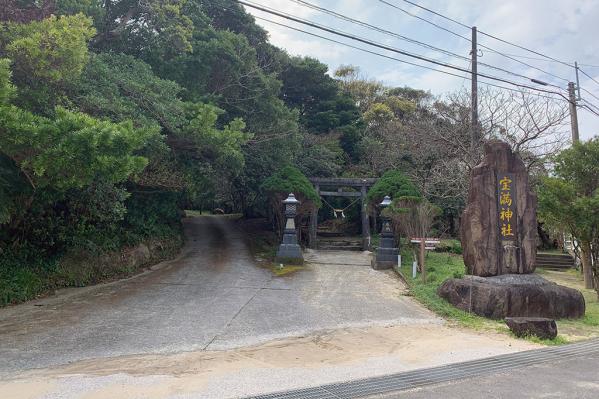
[{"xmin": 580, "ymin": 241, "xmax": 594, "ymax": 289}]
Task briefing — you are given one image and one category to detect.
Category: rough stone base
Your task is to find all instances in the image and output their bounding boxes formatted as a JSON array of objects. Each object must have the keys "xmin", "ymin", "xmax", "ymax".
[
  {"xmin": 371, "ymin": 246, "xmax": 399, "ymax": 270},
  {"xmin": 275, "ymin": 243, "xmax": 303, "ymax": 265},
  {"xmin": 505, "ymin": 317, "xmax": 558, "ymax": 340},
  {"xmin": 371, "ymin": 258, "xmax": 395, "ymax": 270},
  {"xmin": 438, "ymin": 274, "xmax": 585, "ymax": 319}
]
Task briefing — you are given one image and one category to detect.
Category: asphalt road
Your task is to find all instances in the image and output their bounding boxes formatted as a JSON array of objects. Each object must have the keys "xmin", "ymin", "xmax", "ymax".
[
  {"xmin": 0, "ymin": 216, "xmax": 435, "ymax": 376},
  {"xmin": 381, "ymin": 350, "xmax": 599, "ymax": 399}
]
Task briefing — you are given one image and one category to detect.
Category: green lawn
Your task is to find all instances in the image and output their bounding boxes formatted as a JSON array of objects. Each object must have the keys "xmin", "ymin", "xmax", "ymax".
[
  {"xmin": 396, "ymin": 249, "xmax": 595, "ymax": 344},
  {"xmin": 397, "ymin": 250, "xmax": 502, "ymax": 331},
  {"xmin": 539, "ymin": 268, "xmax": 599, "ymax": 341}
]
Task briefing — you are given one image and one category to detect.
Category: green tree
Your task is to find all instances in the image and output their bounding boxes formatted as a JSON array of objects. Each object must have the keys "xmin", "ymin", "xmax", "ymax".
[
  {"xmin": 281, "ymin": 57, "xmax": 359, "ymax": 134},
  {"xmin": 89, "ymin": 0, "xmax": 194, "ymax": 60},
  {"xmin": 71, "ymin": 52, "xmax": 185, "ymax": 132},
  {"xmin": 0, "ymin": 60, "xmax": 158, "ymax": 235},
  {"xmin": 261, "ymin": 165, "xmax": 320, "ymax": 240},
  {"xmin": 538, "ymin": 139, "xmax": 599, "ymax": 293},
  {"xmin": 1, "ymin": 13, "xmax": 96, "ymax": 113}
]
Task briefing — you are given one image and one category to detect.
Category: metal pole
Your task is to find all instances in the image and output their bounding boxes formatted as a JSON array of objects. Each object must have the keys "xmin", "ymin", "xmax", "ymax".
[
  {"xmin": 471, "ymin": 26, "xmax": 478, "ymax": 149},
  {"xmin": 568, "ymin": 82, "xmax": 580, "ymax": 143}
]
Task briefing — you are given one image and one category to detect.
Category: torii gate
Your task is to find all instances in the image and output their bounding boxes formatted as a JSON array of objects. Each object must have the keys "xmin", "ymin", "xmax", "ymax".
[{"xmin": 308, "ymin": 177, "xmax": 378, "ymax": 251}]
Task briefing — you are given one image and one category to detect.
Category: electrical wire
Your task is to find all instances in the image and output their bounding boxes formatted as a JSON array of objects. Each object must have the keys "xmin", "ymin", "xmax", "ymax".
[
  {"xmin": 579, "ymin": 103, "xmax": 599, "ymax": 118},
  {"xmin": 377, "ymin": 0, "xmax": 571, "ymax": 84},
  {"xmin": 578, "ymin": 67, "xmax": 599, "ymax": 87},
  {"xmin": 237, "ymin": 0, "xmax": 567, "ymax": 94},
  {"xmin": 288, "ymin": 0, "xmax": 560, "ymax": 91},
  {"xmin": 400, "ymin": 0, "xmax": 470, "ymax": 29},
  {"xmin": 377, "ymin": 0, "xmax": 470, "ymax": 41},
  {"xmin": 289, "ymin": 0, "xmax": 470, "ymax": 62},
  {"xmin": 579, "ymin": 86, "xmax": 599, "ymax": 103},
  {"xmin": 250, "ymin": 13, "xmax": 569, "ymax": 103},
  {"xmin": 397, "ymin": 0, "xmax": 574, "ymax": 69}
]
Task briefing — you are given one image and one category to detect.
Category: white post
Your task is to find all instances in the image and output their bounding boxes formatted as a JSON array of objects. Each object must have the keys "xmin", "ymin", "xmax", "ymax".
[
  {"xmin": 412, "ymin": 261, "xmax": 417, "ymax": 278},
  {"xmin": 397, "ymin": 255, "xmax": 401, "ymax": 269}
]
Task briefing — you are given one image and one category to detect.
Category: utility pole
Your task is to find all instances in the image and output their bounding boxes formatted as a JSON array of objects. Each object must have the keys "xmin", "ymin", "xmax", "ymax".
[
  {"xmin": 470, "ymin": 26, "xmax": 478, "ymax": 148},
  {"xmin": 568, "ymin": 82, "xmax": 580, "ymax": 143}
]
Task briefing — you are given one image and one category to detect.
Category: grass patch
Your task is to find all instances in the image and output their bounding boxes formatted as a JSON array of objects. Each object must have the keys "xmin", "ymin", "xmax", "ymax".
[
  {"xmin": 271, "ymin": 264, "xmax": 304, "ymax": 276},
  {"xmin": 185, "ymin": 209, "xmax": 209, "ymax": 217},
  {"xmin": 398, "ymin": 250, "xmax": 500, "ymax": 330},
  {"xmin": 517, "ymin": 334, "xmax": 569, "ymax": 346},
  {"xmin": 540, "ymin": 268, "xmax": 599, "ymax": 340},
  {"xmin": 397, "ymin": 251, "xmax": 576, "ymax": 344}
]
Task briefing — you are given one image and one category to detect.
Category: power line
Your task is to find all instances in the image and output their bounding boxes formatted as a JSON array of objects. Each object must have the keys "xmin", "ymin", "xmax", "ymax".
[
  {"xmin": 249, "ymin": 13, "xmax": 569, "ymax": 103},
  {"xmin": 377, "ymin": 0, "xmax": 571, "ymax": 84},
  {"xmin": 578, "ymin": 67, "xmax": 599, "ymax": 87},
  {"xmin": 288, "ymin": 0, "xmax": 559, "ymax": 91},
  {"xmin": 400, "ymin": 0, "xmax": 469, "ymax": 29},
  {"xmin": 237, "ymin": 0, "xmax": 566, "ymax": 93},
  {"xmin": 478, "ymin": 31, "xmax": 573, "ymax": 69},
  {"xmin": 580, "ymin": 103, "xmax": 599, "ymax": 118},
  {"xmin": 377, "ymin": 0, "xmax": 470, "ymax": 41},
  {"xmin": 580, "ymin": 98, "xmax": 599, "ymax": 114},
  {"xmin": 579, "ymin": 86, "xmax": 599, "ymax": 103},
  {"xmin": 397, "ymin": 0, "xmax": 574, "ymax": 68},
  {"xmin": 289, "ymin": 0, "xmax": 469, "ymax": 62}
]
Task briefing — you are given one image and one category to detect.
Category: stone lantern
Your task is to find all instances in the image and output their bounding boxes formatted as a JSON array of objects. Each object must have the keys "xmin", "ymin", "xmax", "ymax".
[
  {"xmin": 275, "ymin": 193, "xmax": 303, "ymax": 264},
  {"xmin": 372, "ymin": 195, "xmax": 399, "ymax": 270}
]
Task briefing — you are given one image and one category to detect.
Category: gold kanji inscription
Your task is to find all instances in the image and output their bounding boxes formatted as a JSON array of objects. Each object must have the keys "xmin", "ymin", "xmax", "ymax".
[
  {"xmin": 500, "ymin": 208, "xmax": 513, "ymax": 221},
  {"xmin": 501, "ymin": 224, "xmax": 514, "ymax": 237},
  {"xmin": 499, "ymin": 192, "xmax": 512, "ymax": 207},
  {"xmin": 499, "ymin": 176, "xmax": 512, "ymax": 191}
]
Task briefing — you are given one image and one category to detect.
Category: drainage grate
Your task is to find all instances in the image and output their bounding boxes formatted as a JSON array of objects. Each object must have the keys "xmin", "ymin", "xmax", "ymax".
[{"xmin": 245, "ymin": 339, "xmax": 599, "ymax": 399}]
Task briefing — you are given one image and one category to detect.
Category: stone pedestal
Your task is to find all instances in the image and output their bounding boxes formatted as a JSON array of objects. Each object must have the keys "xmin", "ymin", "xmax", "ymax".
[
  {"xmin": 438, "ymin": 274, "xmax": 585, "ymax": 319},
  {"xmin": 372, "ymin": 234, "xmax": 399, "ymax": 270},
  {"xmin": 275, "ymin": 228, "xmax": 303, "ymax": 265}
]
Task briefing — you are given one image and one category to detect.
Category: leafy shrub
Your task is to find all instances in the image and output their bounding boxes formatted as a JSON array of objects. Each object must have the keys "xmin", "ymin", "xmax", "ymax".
[
  {"xmin": 435, "ymin": 240, "xmax": 463, "ymax": 255},
  {"xmin": 0, "ymin": 248, "xmax": 57, "ymax": 306},
  {"xmin": 367, "ymin": 170, "xmax": 420, "ymax": 205},
  {"xmin": 261, "ymin": 165, "xmax": 321, "ymax": 206},
  {"xmin": 123, "ymin": 190, "xmax": 183, "ymax": 244}
]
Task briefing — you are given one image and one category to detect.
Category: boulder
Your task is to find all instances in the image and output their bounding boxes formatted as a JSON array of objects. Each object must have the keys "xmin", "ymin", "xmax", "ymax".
[
  {"xmin": 505, "ymin": 317, "xmax": 558, "ymax": 340},
  {"xmin": 437, "ymin": 274, "xmax": 585, "ymax": 319},
  {"xmin": 125, "ymin": 244, "xmax": 151, "ymax": 268},
  {"xmin": 461, "ymin": 140, "xmax": 537, "ymax": 276}
]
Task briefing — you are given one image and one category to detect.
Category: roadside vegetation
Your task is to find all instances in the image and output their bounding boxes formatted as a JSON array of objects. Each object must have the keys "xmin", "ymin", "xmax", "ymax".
[
  {"xmin": 397, "ymin": 246, "xmax": 597, "ymax": 344},
  {"xmin": 398, "ymin": 249, "xmax": 497, "ymax": 330}
]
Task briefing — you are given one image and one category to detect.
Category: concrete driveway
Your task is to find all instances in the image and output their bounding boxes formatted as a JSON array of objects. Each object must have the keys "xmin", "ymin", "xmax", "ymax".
[{"xmin": 0, "ymin": 216, "xmax": 436, "ymax": 376}]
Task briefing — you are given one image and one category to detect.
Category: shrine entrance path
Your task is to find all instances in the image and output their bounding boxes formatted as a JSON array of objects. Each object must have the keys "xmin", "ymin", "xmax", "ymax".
[{"xmin": 0, "ymin": 216, "xmax": 436, "ymax": 376}]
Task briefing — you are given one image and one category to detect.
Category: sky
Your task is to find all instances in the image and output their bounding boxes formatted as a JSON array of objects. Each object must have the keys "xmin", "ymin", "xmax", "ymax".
[{"xmin": 242, "ymin": 0, "xmax": 599, "ymax": 140}]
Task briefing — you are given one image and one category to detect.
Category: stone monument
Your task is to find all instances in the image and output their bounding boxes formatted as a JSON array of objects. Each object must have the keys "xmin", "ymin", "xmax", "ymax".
[
  {"xmin": 372, "ymin": 196, "xmax": 399, "ymax": 270},
  {"xmin": 438, "ymin": 141, "xmax": 585, "ymax": 319}
]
